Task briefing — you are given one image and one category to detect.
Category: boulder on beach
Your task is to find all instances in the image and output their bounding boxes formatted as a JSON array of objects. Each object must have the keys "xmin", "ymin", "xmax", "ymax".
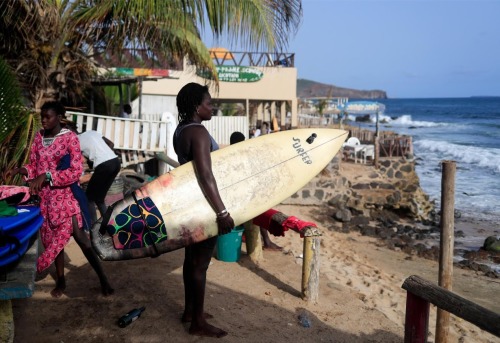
[{"xmin": 483, "ymin": 236, "xmax": 500, "ymax": 253}]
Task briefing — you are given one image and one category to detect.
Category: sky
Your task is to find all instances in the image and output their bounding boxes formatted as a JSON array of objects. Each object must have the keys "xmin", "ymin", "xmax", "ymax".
[{"xmin": 207, "ymin": 0, "xmax": 500, "ymax": 99}]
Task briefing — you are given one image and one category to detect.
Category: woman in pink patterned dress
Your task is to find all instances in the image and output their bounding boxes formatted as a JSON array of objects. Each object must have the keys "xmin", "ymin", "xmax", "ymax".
[{"xmin": 7, "ymin": 101, "xmax": 113, "ymax": 298}]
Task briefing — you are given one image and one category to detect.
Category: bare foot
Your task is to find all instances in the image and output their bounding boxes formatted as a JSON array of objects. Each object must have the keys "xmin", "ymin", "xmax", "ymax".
[
  {"xmin": 189, "ymin": 322, "xmax": 227, "ymax": 338},
  {"xmin": 101, "ymin": 283, "xmax": 115, "ymax": 296},
  {"xmin": 181, "ymin": 312, "xmax": 213, "ymax": 323},
  {"xmin": 263, "ymin": 242, "xmax": 283, "ymax": 251},
  {"xmin": 50, "ymin": 277, "xmax": 66, "ymax": 298}
]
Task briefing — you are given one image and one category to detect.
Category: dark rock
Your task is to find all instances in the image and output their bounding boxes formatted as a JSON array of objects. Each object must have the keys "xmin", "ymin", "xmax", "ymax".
[
  {"xmin": 381, "ymin": 160, "xmax": 391, "ymax": 168},
  {"xmin": 418, "ymin": 246, "xmax": 440, "ymax": 260},
  {"xmin": 404, "ymin": 184, "xmax": 418, "ymax": 192},
  {"xmin": 360, "ymin": 226, "xmax": 377, "ymax": 237},
  {"xmin": 463, "ymin": 249, "xmax": 490, "ymax": 261},
  {"xmin": 334, "ymin": 209, "xmax": 352, "ymax": 222},
  {"xmin": 485, "ymin": 271, "xmax": 499, "ymax": 278},
  {"xmin": 483, "ymin": 236, "xmax": 500, "ymax": 252},
  {"xmin": 379, "ymin": 183, "xmax": 396, "ymax": 190},
  {"xmin": 314, "ymin": 189, "xmax": 324, "ymax": 200},
  {"xmin": 376, "ymin": 227, "xmax": 395, "ymax": 239},
  {"xmin": 352, "ymin": 183, "xmax": 370, "ymax": 190},
  {"xmin": 355, "ymin": 114, "xmax": 371, "ymax": 122},
  {"xmin": 392, "ymin": 235, "xmax": 413, "ymax": 246},
  {"xmin": 400, "ymin": 164, "xmax": 413, "ymax": 173},
  {"xmin": 350, "ymin": 216, "xmax": 370, "ymax": 226},
  {"xmin": 395, "ymin": 171, "xmax": 403, "ymax": 179},
  {"xmin": 341, "ymin": 223, "xmax": 351, "ymax": 233},
  {"xmin": 327, "ymin": 194, "xmax": 343, "ymax": 206},
  {"xmin": 455, "ymin": 230, "xmax": 465, "ymax": 238}
]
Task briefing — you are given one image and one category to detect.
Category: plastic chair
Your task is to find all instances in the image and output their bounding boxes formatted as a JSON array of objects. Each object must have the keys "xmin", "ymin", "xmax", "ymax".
[
  {"xmin": 345, "ymin": 137, "xmax": 361, "ymax": 146},
  {"xmin": 342, "ymin": 137, "xmax": 361, "ymax": 161}
]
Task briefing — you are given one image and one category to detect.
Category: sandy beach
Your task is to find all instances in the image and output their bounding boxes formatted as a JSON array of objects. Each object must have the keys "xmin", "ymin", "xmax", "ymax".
[{"xmin": 11, "ymin": 163, "xmax": 500, "ymax": 343}]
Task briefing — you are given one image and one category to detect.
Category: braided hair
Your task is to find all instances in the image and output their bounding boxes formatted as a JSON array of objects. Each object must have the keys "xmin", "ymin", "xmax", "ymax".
[{"xmin": 176, "ymin": 83, "xmax": 209, "ymax": 123}]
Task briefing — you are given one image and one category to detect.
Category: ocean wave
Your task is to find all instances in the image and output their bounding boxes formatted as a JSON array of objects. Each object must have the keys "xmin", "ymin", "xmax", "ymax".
[
  {"xmin": 414, "ymin": 140, "xmax": 500, "ymax": 173},
  {"xmin": 387, "ymin": 115, "xmax": 449, "ymax": 127},
  {"xmin": 357, "ymin": 114, "xmax": 449, "ymax": 128}
]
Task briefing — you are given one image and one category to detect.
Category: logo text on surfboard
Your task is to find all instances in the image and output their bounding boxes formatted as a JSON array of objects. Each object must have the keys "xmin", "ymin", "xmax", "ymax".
[{"xmin": 292, "ymin": 138, "xmax": 312, "ymax": 164}]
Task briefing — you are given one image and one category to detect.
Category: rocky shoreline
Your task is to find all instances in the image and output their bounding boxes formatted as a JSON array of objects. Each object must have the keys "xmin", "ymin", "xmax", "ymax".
[{"xmin": 283, "ymin": 154, "xmax": 500, "ymax": 278}]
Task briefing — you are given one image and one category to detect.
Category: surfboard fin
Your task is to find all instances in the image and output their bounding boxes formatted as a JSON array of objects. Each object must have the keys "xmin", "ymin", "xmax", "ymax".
[{"xmin": 306, "ymin": 133, "xmax": 317, "ymax": 144}]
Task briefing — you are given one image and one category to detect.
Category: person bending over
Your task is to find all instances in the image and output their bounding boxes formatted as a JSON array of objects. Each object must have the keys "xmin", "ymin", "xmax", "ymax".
[{"xmin": 67, "ymin": 123, "xmax": 120, "ymax": 224}]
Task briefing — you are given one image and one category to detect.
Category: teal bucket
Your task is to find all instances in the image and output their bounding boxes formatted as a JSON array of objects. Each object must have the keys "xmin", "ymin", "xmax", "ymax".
[{"xmin": 216, "ymin": 226, "xmax": 245, "ymax": 262}]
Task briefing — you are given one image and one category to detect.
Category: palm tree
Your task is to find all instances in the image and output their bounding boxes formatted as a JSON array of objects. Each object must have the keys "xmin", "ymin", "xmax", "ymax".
[
  {"xmin": 0, "ymin": 57, "xmax": 40, "ymax": 185},
  {"xmin": 0, "ymin": 0, "xmax": 302, "ymax": 110},
  {"xmin": 0, "ymin": 1, "xmax": 302, "ymax": 185}
]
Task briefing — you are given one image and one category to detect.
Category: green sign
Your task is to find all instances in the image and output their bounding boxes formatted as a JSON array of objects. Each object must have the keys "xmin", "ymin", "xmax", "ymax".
[{"xmin": 197, "ymin": 66, "xmax": 263, "ymax": 82}]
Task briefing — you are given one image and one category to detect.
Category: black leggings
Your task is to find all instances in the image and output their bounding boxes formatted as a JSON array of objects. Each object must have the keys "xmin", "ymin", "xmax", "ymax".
[{"xmin": 85, "ymin": 157, "xmax": 120, "ymax": 220}]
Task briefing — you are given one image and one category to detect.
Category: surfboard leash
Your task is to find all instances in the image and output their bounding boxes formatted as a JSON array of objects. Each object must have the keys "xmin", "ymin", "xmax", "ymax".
[{"xmin": 131, "ymin": 192, "xmax": 160, "ymax": 258}]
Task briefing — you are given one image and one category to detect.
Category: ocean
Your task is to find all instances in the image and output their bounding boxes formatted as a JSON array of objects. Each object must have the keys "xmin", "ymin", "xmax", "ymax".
[{"xmin": 347, "ymin": 97, "xmax": 500, "ymax": 269}]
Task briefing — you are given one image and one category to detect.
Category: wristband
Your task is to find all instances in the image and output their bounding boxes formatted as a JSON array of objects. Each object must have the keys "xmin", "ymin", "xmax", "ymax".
[
  {"xmin": 216, "ymin": 212, "xmax": 230, "ymax": 221},
  {"xmin": 216, "ymin": 209, "xmax": 228, "ymax": 217}
]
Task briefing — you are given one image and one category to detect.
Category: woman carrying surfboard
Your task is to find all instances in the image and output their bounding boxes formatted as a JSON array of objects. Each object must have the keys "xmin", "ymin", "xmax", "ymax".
[{"xmin": 174, "ymin": 83, "xmax": 234, "ymax": 338}]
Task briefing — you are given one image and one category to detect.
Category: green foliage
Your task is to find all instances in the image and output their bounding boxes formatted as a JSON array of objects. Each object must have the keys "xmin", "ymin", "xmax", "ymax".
[
  {"xmin": 1, "ymin": 0, "xmax": 302, "ymax": 108},
  {"xmin": 0, "ymin": 57, "xmax": 40, "ymax": 185},
  {"xmin": 217, "ymin": 102, "xmax": 245, "ymax": 116}
]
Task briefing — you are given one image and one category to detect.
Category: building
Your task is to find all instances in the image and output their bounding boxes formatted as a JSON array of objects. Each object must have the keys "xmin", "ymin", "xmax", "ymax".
[{"xmin": 138, "ymin": 50, "xmax": 298, "ymax": 134}]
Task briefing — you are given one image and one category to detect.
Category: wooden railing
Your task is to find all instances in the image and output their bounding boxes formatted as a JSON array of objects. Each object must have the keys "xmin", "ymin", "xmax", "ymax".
[
  {"xmin": 67, "ymin": 111, "xmax": 248, "ymax": 167},
  {"xmin": 67, "ymin": 111, "xmax": 168, "ymax": 167},
  {"xmin": 378, "ymin": 136, "xmax": 413, "ymax": 158},
  {"xmin": 402, "ymin": 275, "xmax": 500, "ymax": 342}
]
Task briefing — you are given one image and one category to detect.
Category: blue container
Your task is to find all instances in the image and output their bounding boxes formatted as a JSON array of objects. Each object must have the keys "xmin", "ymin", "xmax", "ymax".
[{"xmin": 216, "ymin": 225, "xmax": 244, "ymax": 262}]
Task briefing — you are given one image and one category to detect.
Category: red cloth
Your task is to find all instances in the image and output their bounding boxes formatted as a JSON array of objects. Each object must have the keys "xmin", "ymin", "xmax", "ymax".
[
  {"xmin": 253, "ymin": 209, "xmax": 317, "ymax": 238},
  {"xmin": 282, "ymin": 216, "xmax": 317, "ymax": 238},
  {"xmin": 253, "ymin": 209, "xmax": 285, "ymax": 236},
  {"xmin": 0, "ymin": 186, "xmax": 31, "ymax": 204}
]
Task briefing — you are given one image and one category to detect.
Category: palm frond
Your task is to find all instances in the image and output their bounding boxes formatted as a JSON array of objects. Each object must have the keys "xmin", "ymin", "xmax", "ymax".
[{"xmin": 0, "ymin": 57, "xmax": 40, "ymax": 185}]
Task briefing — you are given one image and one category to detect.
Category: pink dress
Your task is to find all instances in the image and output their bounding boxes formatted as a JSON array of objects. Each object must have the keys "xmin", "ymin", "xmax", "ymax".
[{"xmin": 23, "ymin": 129, "xmax": 83, "ymax": 273}]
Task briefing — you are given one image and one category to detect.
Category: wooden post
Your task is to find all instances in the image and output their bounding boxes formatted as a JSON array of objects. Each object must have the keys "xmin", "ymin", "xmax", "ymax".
[
  {"xmin": 0, "ymin": 300, "xmax": 13, "ymax": 343},
  {"xmin": 436, "ymin": 160, "xmax": 456, "ymax": 343},
  {"xmin": 374, "ymin": 135, "xmax": 380, "ymax": 169},
  {"xmin": 243, "ymin": 220, "xmax": 263, "ymax": 262},
  {"xmin": 252, "ymin": 210, "xmax": 322, "ymax": 302},
  {"xmin": 301, "ymin": 227, "xmax": 321, "ymax": 303},
  {"xmin": 404, "ymin": 292, "xmax": 430, "ymax": 343}
]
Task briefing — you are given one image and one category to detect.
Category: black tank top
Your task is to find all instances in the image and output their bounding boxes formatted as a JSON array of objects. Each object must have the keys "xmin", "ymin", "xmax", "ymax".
[{"xmin": 173, "ymin": 122, "xmax": 219, "ymax": 165}]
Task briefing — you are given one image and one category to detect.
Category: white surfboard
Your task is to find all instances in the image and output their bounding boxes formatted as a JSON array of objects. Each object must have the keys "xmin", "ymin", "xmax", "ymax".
[{"xmin": 91, "ymin": 128, "xmax": 347, "ymax": 260}]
